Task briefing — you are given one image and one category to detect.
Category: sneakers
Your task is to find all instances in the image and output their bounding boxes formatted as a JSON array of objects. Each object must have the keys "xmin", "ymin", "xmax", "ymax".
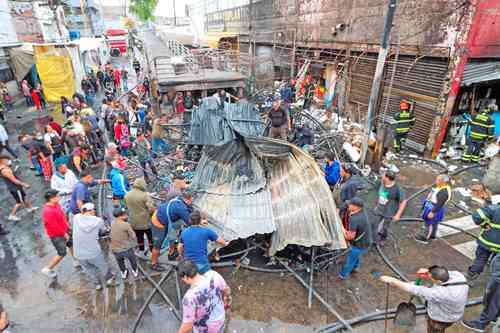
[
  {"xmin": 8, "ymin": 215, "xmax": 20, "ymax": 222},
  {"xmin": 151, "ymin": 263, "xmax": 166, "ymax": 272},
  {"xmin": 121, "ymin": 269, "xmax": 129, "ymax": 280},
  {"xmin": 27, "ymin": 207, "xmax": 39, "ymax": 213},
  {"xmin": 461, "ymin": 320, "xmax": 486, "ymax": 332},
  {"xmin": 414, "ymin": 234, "xmax": 430, "ymax": 244},
  {"xmin": 41, "ymin": 267, "xmax": 57, "ymax": 278},
  {"xmin": 106, "ymin": 274, "xmax": 116, "ymax": 287},
  {"xmin": 131, "ymin": 268, "xmax": 139, "ymax": 278},
  {"xmin": 73, "ymin": 259, "xmax": 81, "ymax": 268},
  {"xmin": 95, "ymin": 284, "xmax": 103, "ymax": 291}
]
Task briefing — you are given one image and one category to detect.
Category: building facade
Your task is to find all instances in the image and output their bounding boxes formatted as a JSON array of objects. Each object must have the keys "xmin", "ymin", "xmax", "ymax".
[
  {"xmin": 193, "ymin": 0, "xmax": 500, "ymax": 155},
  {"xmin": 64, "ymin": 0, "xmax": 104, "ymax": 38},
  {"xmin": 0, "ymin": 0, "xmax": 20, "ymax": 94}
]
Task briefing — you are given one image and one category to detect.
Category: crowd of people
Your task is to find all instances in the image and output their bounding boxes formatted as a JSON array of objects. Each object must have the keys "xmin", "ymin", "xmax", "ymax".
[
  {"xmin": 1, "ymin": 58, "xmax": 499, "ymax": 333},
  {"xmin": 0, "ymin": 59, "xmax": 232, "ymax": 332}
]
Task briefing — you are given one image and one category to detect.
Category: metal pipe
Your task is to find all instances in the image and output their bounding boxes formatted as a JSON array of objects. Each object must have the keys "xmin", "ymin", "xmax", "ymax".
[
  {"xmin": 175, "ymin": 270, "xmax": 183, "ymax": 314},
  {"xmin": 132, "ymin": 266, "xmax": 175, "ymax": 333},
  {"xmin": 136, "ymin": 263, "xmax": 182, "ymax": 321},
  {"xmin": 308, "ymin": 247, "xmax": 316, "ymax": 308},
  {"xmin": 276, "ymin": 257, "xmax": 354, "ymax": 332}
]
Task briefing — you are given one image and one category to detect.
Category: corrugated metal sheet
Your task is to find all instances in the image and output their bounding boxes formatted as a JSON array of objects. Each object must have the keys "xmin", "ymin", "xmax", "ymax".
[
  {"xmin": 378, "ymin": 56, "xmax": 449, "ymax": 151},
  {"xmin": 462, "ymin": 62, "xmax": 500, "ymax": 86},
  {"xmin": 189, "ymin": 99, "xmax": 346, "ymax": 252},
  {"xmin": 349, "ymin": 56, "xmax": 377, "ymax": 123},
  {"xmin": 349, "ymin": 54, "xmax": 448, "ymax": 151},
  {"xmin": 188, "ymin": 97, "xmax": 264, "ymax": 146}
]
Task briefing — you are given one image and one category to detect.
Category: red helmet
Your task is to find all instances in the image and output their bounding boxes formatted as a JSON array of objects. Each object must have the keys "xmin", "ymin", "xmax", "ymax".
[{"xmin": 400, "ymin": 101, "xmax": 410, "ymax": 110}]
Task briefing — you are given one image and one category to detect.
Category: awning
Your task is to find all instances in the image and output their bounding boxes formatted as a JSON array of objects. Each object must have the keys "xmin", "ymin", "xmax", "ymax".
[
  {"xmin": 8, "ymin": 44, "xmax": 35, "ymax": 81},
  {"xmin": 462, "ymin": 61, "xmax": 500, "ymax": 86}
]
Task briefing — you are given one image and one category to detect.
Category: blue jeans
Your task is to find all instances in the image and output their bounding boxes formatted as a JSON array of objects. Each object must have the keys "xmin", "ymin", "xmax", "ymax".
[
  {"xmin": 80, "ymin": 253, "xmax": 114, "ymax": 287},
  {"xmin": 339, "ymin": 247, "xmax": 368, "ymax": 279},
  {"xmin": 85, "ymin": 93, "xmax": 95, "ymax": 108},
  {"xmin": 31, "ymin": 155, "xmax": 42, "ymax": 175},
  {"xmin": 152, "ymin": 137, "xmax": 169, "ymax": 156}
]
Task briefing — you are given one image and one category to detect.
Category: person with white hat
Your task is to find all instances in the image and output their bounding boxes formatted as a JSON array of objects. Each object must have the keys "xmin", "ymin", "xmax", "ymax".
[{"xmin": 72, "ymin": 202, "xmax": 115, "ymax": 290}]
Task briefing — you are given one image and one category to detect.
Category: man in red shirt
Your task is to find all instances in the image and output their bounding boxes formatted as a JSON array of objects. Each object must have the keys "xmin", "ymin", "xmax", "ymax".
[
  {"xmin": 48, "ymin": 116, "xmax": 62, "ymax": 136},
  {"xmin": 41, "ymin": 189, "xmax": 78, "ymax": 278}
]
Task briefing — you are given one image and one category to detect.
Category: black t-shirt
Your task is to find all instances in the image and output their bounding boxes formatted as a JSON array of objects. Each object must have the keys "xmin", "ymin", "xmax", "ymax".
[{"xmin": 348, "ymin": 210, "xmax": 372, "ymax": 249}]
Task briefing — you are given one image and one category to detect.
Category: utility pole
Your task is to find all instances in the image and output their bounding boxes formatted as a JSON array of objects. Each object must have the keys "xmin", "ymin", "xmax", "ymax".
[
  {"xmin": 173, "ymin": 0, "xmax": 176, "ymax": 26},
  {"xmin": 360, "ymin": 0, "xmax": 397, "ymax": 166}
]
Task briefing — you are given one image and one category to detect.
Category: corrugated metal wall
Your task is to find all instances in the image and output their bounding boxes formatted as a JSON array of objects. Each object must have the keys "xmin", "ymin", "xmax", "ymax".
[
  {"xmin": 378, "ymin": 56, "xmax": 449, "ymax": 151},
  {"xmin": 348, "ymin": 56, "xmax": 377, "ymax": 123},
  {"xmin": 348, "ymin": 54, "xmax": 449, "ymax": 151}
]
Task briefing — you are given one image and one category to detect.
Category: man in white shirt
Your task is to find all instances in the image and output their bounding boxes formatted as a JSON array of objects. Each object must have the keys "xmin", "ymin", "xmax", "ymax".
[{"xmin": 50, "ymin": 161, "xmax": 78, "ymax": 214}]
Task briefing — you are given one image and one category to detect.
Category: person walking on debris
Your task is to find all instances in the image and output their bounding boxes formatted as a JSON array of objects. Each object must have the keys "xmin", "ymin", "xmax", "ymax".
[
  {"xmin": 268, "ymin": 99, "xmax": 290, "ymax": 140},
  {"xmin": 374, "ymin": 170, "xmax": 406, "ymax": 246},
  {"xmin": 415, "ymin": 174, "xmax": 452, "ymax": 244},
  {"xmin": 150, "ymin": 191, "xmax": 193, "ymax": 271},
  {"xmin": 381, "ymin": 266, "xmax": 469, "ymax": 333},
  {"xmin": 134, "ymin": 131, "xmax": 158, "ymax": 182},
  {"xmin": 467, "ymin": 200, "xmax": 500, "ymax": 280},
  {"xmin": 41, "ymin": 190, "xmax": 79, "ymax": 278},
  {"xmin": 110, "ymin": 207, "xmax": 139, "ymax": 280},
  {"xmin": 125, "ymin": 177, "xmax": 155, "ymax": 258},
  {"xmin": 462, "ymin": 107, "xmax": 495, "ymax": 163},
  {"xmin": 393, "ymin": 100, "xmax": 415, "ymax": 153},
  {"xmin": 151, "ymin": 113, "xmax": 170, "ymax": 156},
  {"xmin": 323, "ymin": 153, "xmax": 341, "ymax": 190},
  {"xmin": 121, "ymin": 67, "xmax": 128, "ymax": 91},
  {"xmin": 177, "ymin": 260, "xmax": 230, "ymax": 333},
  {"xmin": 133, "ymin": 58, "xmax": 141, "ymax": 75},
  {"xmin": 165, "ymin": 171, "xmax": 187, "ymax": 201},
  {"xmin": 178, "ymin": 211, "xmax": 227, "ymax": 274},
  {"xmin": 0, "ymin": 155, "xmax": 38, "ymax": 221},
  {"xmin": 73, "ymin": 203, "xmax": 116, "ymax": 290},
  {"xmin": 462, "ymin": 253, "xmax": 500, "ymax": 332},
  {"xmin": 338, "ymin": 197, "xmax": 372, "ymax": 280}
]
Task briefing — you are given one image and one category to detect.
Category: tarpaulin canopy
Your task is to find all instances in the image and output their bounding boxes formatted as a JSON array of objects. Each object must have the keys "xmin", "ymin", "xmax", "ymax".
[
  {"xmin": 34, "ymin": 45, "xmax": 76, "ymax": 102},
  {"xmin": 189, "ymin": 98, "xmax": 347, "ymax": 254},
  {"xmin": 8, "ymin": 44, "xmax": 35, "ymax": 81}
]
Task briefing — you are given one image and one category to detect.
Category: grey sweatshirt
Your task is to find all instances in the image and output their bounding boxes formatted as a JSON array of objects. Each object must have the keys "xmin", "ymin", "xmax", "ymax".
[{"xmin": 72, "ymin": 214, "xmax": 104, "ymax": 260}]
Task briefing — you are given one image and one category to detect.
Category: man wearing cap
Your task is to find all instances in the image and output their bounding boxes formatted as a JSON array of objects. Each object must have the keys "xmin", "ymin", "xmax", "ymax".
[
  {"xmin": 393, "ymin": 99, "xmax": 415, "ymax": 153},
  {"xmin": 337, "ymin": 164, "xmax": 363, "ymax": 229},
  {"xmin": 50, "ymin": 161, "xmax": 78, "ymax": 214},
  {"xmin": 267, "ymin": 99, "xmax": 290, "ymax": 140},
  {"xmin": 41, "ymin": 190, "xmax": 78, "ymax": 278},
  {"xmin": 150, "ymin": 191, "xmax": 193, "ymax": 271},
  {"xmin": 339, "ymin": 197, "xmax": 372, "ymax": 280},
  {"xmin": 69, "ymin": 169, "xmax": 109, "ymax": 215},
  {"xmin": 73, "ymin": 202, "xmax": 115, "ymax": 290}
]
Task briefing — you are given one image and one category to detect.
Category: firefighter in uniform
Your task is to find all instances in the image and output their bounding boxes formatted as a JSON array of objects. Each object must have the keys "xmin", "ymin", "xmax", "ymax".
[
  {"xmin": 393, "ymin": 100, "xmax": 415, "ymax": 153},
  {"xmin": 462, "ymin": 107, "xmax": 495, "ymax": 163},
  {"xmin": 467, "ymin": 202, "xmax": 500, "ymax": 280}
]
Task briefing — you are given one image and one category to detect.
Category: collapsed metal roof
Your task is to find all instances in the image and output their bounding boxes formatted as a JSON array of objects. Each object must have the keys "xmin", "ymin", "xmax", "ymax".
[
  {"xmin": 462, "ymin": 61, "xmax": 500, "ymax": 86},
  {"xmin": 189, "ymin": 99, "xmax": 347, "ymax": 254}
]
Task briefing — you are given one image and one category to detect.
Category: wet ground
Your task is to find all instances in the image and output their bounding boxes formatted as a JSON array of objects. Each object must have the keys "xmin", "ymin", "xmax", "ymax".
[{"xmin": 0, "ymin": 50, "xmax": 496, "ymax": 332}]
